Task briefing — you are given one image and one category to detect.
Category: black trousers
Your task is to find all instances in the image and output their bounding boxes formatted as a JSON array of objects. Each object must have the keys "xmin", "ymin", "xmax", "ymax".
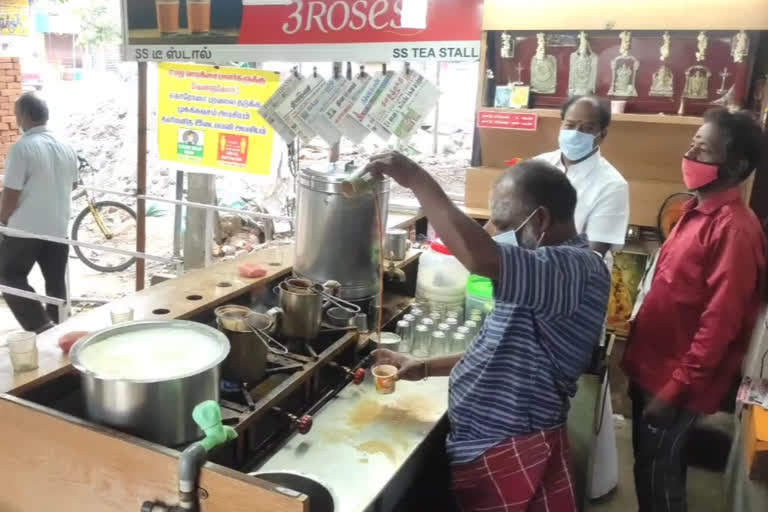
[
  {"xmin": 0, "ymin": 235, "xmax": 69, "ymax": 332},
  {"xmin": 630, "ymin": 383, "xmax": 698, "ymax": 512}
]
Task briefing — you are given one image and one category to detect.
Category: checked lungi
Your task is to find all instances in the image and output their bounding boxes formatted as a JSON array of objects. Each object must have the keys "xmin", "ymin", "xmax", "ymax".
[{"xmin": 451, "ymin": 426, "xmax": 576, "ymax": 512}]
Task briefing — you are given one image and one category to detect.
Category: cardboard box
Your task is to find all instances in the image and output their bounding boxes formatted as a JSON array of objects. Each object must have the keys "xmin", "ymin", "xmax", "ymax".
[
  {"xmin": 746, "ymin": 405, "xmax": 768, "ymax": 481},
  {"xmin": 465, "ymin": 166, "xmax": 504, "ymax": 209}
]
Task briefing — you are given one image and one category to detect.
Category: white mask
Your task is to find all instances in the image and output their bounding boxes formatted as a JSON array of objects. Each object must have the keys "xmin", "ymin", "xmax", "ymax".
[
  {"xmin": 493, "ymin": 229, "xmax": 518, "ymax": 246},
  {"xmin": 492, "ymin": 207, "xmax": 544, "ymax": 249}
]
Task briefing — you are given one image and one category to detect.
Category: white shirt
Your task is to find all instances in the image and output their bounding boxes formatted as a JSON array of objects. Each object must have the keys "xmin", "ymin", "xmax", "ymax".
[
  {"xmin": 3, "ymin": 126, "xmax": 78, "ymax": 238},
  {"xmin": 534, "ymin": 149, "xmax": 629, "ymax": 249}
]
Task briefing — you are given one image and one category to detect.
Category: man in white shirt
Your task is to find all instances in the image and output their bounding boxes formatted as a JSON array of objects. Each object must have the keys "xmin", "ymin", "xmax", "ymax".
[
  {"xmin": 534, "ymin": 95, "xmax": 630, "ymax": 500},
  {"xmin": 534, "ymin": 95, "xmax": 629, "ymax": 259},
  {"xmin": 0, "ymin": 92, "xmax": 78, "ymax": 333}
]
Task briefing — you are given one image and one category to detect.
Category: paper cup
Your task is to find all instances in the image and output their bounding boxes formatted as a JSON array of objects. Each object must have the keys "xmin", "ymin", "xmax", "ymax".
[
  {"xmin": 372, "ymin": 364, "xmax": 398, "ymax": 394},
  {"xmin": 611, "ymin": 100, "xmax": 627, "ymax": 114}
]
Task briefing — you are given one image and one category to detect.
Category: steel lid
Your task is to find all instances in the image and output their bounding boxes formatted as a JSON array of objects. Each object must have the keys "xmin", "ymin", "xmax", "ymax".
[{"xmin": 298, "ymin": 166, "xmax": 390, "ymax": 194}]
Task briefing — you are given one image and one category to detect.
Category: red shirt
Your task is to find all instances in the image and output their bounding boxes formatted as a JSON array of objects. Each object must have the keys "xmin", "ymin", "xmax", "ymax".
[{"xmin": 622, "ymin": 187, "xmax": 766, "ymax": 414}]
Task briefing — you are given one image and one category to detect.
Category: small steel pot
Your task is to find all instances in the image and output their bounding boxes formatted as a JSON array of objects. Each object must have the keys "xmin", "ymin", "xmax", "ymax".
[
  {"xmin": 278, "ymin": 281, "xmax": 323, "ymax": 340},
  {"xmin": 214, "ymin": 305, "xmax": 255, "ymax": 332},
  {"xmin": 385, "ymin": 229, "xmax": 410, "ymax": 261},
  {"xmin": 219, "ymin": 307, "xmax": 283, "ymax": 384},
  {"xmin": 326, "ymin": 307, "xmax": 357, "ymax": 328}
]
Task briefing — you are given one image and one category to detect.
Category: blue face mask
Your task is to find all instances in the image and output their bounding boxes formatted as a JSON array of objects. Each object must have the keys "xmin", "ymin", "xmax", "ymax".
[
  {"xmin": 493, "ymin": 230, "xmax": 518, "ymax": 246},
  {"xmin": 492, "ymin": 207, "xmax": 544, "ymax": 249},
  {"xmin": 559, "ymin": 129, "xmax": 596, "ymax": 161}
]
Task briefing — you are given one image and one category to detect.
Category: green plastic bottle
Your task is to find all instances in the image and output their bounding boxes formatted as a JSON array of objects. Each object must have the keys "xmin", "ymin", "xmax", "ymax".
[{"xmin": 466, "ymin": 274, "xmax": 494, "ymax": 318}]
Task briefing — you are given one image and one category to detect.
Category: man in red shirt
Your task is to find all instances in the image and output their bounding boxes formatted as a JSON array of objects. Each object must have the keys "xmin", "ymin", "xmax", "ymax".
[{"xmin": 623, "ymin": 109, "xmax": 767, "ymax": 512}]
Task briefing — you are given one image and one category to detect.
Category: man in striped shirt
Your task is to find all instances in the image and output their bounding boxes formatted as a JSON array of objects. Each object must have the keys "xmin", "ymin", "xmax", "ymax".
[{"xmin": 368, "ymin": 154, "xmax": 611, "ymax": 512}]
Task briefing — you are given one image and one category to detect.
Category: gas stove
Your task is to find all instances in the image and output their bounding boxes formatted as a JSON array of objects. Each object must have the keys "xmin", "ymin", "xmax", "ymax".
[{"xmin": 15, "ymin": 323, "xmax": 370, "ymax": 474}]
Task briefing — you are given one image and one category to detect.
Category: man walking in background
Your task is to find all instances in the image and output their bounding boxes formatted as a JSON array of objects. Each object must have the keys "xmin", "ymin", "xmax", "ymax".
[{"xmin": 0, "ymin": 92, "xmax": 78, "ymax": 333}]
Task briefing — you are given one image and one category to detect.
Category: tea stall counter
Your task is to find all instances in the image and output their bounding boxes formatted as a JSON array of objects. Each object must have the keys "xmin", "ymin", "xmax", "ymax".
[{"xmin": 255, "ymin": 375, "xmax": 450, "ymax": 512}]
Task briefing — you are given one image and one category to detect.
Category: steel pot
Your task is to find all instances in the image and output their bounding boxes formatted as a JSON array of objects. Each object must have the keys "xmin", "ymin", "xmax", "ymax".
[
  {"xmin": 294, "ymin": 167, "xmax": 390, "ymax": 301},
  {"xmin": 214, "ymin": 304, "xmax": 255, "ymax": 332},
  {"xmin": 326, "ymin": 307, "xmax": 357, "ymax": 328},
  {"xmin": 219, "ymin": 307, "xmax": 284, "ymax": 384},
  {"xmin": 70, "ymin": 320, "xmax": 229, "ymax": 447},
  {"xmin": 385, "ymin": 228, "xmax": 410, "ymax": 261},
  {"xmin": 278, "ymin": 280, "xmax": 323, "ymax": 340}
]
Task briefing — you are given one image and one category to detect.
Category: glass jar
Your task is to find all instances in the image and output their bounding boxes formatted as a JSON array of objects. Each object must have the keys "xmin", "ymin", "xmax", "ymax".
[
  {"xmin": 451, "ymin": 332, "xmax": 467, "ymax": 354},
  {"xmin": 430, "ymin": 330, "xmax": 447, "ymax": 356},
  {"xmin": 412, "ymin": 324, "xmax": 431, "ymax": 358},
  {"xmin": 464, "ymin": 320, "xmax": 479, "ymax": 339},
  {"xmin": 420, "ymin": 317, "xmax": 435, "ymax": 334},
  {"xmin": 395, "ymin": 320, "xmax": 413, "ymax": 353}
]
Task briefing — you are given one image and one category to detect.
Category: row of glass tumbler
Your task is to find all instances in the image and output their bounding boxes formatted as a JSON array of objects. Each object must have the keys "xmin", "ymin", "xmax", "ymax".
[{"xmin": 394, "ymin": 303, "xmax": 486, "ymax": 358}]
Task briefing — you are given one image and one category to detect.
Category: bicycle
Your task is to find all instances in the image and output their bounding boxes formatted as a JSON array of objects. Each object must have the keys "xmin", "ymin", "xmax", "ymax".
[{"xmin": 71, "ymin": 156, "xmax": 138, "ymax": 273}]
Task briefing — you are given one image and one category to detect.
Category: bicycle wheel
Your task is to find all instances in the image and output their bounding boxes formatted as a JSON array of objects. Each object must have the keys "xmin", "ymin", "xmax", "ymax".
[{"xmin": 71, "ymin": 201, "xmax": 138, "ymax": 273}]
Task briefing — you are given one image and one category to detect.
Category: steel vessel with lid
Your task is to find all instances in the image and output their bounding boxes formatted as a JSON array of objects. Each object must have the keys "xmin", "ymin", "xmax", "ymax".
[
  {"xmin": 294, "ymin": 165, "xmax": 391, "ymax": 301},
  {"xmin": 71, "ymin": 320, "xmax": 230, "ymax": 446}
]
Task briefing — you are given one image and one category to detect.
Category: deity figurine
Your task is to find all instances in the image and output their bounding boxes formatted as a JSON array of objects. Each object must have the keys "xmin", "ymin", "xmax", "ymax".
[
  {"xmin": 577, "ymin": 30, "xmax": 589, "ymax": 57},
  {"xmin": 530, "ymin": 32, "xmax": 557, "ymax": 94},
  {"xmin": 696, "ymin": 31, "xmax": 708, "ymax": 62},
  {"xmin": 500, "ymin": 32, "xmax": 514, "ymax": 59},
  {"xmin": 616, "ymin": 64, "xmax": 632, "ymax": 91},
  {"xmin": 683, "ymin": 65, "xmax": 712, "ymax": 99},
  {"xmin": 731, "ymin": 30, "xmax": 749, "ymax": 63},
  {"xmin": 609, "ymin": 32, "xmax": 638, "ymax": 97},
  {"xmin": 660, "ymin": 31, "xmax": 671, "ymax": 62},
  {"xmin": 619, "ymin": 31, "xmax": 632, "ymax": 57},
  {"xmin": 649, "ymin": 65, "xmax": 674, "ymax": 97},
  {"xmin": 650, "ymin": 33, "xmax": 674, "ymax": 97},
  {"xmin": 568, "ymin": 31, "xmax": 598, "ymax": 95},
  {"xmin": 535, "ymin": 32, "xmax": 546, "ymax": 60}
]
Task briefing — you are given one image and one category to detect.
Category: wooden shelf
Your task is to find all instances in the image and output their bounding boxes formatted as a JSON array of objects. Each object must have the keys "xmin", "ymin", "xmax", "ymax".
[{"xmin": 481, "ymin": 107, "xmax": 703, "ymax": 126}]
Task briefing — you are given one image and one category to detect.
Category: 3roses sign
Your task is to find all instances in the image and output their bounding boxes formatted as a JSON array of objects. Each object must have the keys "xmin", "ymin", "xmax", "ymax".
[{"xmin": 124, "ymin": 0, "xmax": 483, "ymax": 63}]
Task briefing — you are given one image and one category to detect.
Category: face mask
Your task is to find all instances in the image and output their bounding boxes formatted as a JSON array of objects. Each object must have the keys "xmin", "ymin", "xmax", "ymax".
[
  {"xmin": 493, "ymin": 207, "xmax": 543, "ymax": 249},
  {"xmin": 493, "ymin": 229, "xmax": 518, "ymax": 246},
  {"xmin": 559, "ymin": 129, "xmax": 596, "ymax": 161},
  {"xmin": 681, "ymin": 156, "xmax": 720, "ymax": 190}
]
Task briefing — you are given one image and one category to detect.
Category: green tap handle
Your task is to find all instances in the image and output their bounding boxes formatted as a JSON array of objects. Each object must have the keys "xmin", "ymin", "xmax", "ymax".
[{"xmin": 192, "ymin": 400, "xmax": 237, "ymax": 452}]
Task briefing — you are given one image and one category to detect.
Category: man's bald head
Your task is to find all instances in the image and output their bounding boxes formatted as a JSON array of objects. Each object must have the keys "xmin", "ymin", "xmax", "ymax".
[
  {"xmin": 560, "ymin": 95, "xmax": 611, "ymax": 139},
  {"xmin": 490, "ymin": 160, "xmax": 577, "ymax": 233}
]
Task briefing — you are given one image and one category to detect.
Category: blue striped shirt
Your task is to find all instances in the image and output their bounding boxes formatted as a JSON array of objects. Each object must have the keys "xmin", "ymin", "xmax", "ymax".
[{"xmin": 446, "ymin": 235, "xmax": 610, "ymax": 464}]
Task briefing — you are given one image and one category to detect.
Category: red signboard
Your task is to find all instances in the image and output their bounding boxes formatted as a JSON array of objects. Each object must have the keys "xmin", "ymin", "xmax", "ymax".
[
  {"xmin": 124, "ymin": 0, "xmax": 483, "ymax": 63},
  {"xmin": 217, "ymin": 133, "xmax": 249, "ymax": 166},
  {"xmin": 477, "ymin": 110, "xmax": 539, "ymax": 131}
]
